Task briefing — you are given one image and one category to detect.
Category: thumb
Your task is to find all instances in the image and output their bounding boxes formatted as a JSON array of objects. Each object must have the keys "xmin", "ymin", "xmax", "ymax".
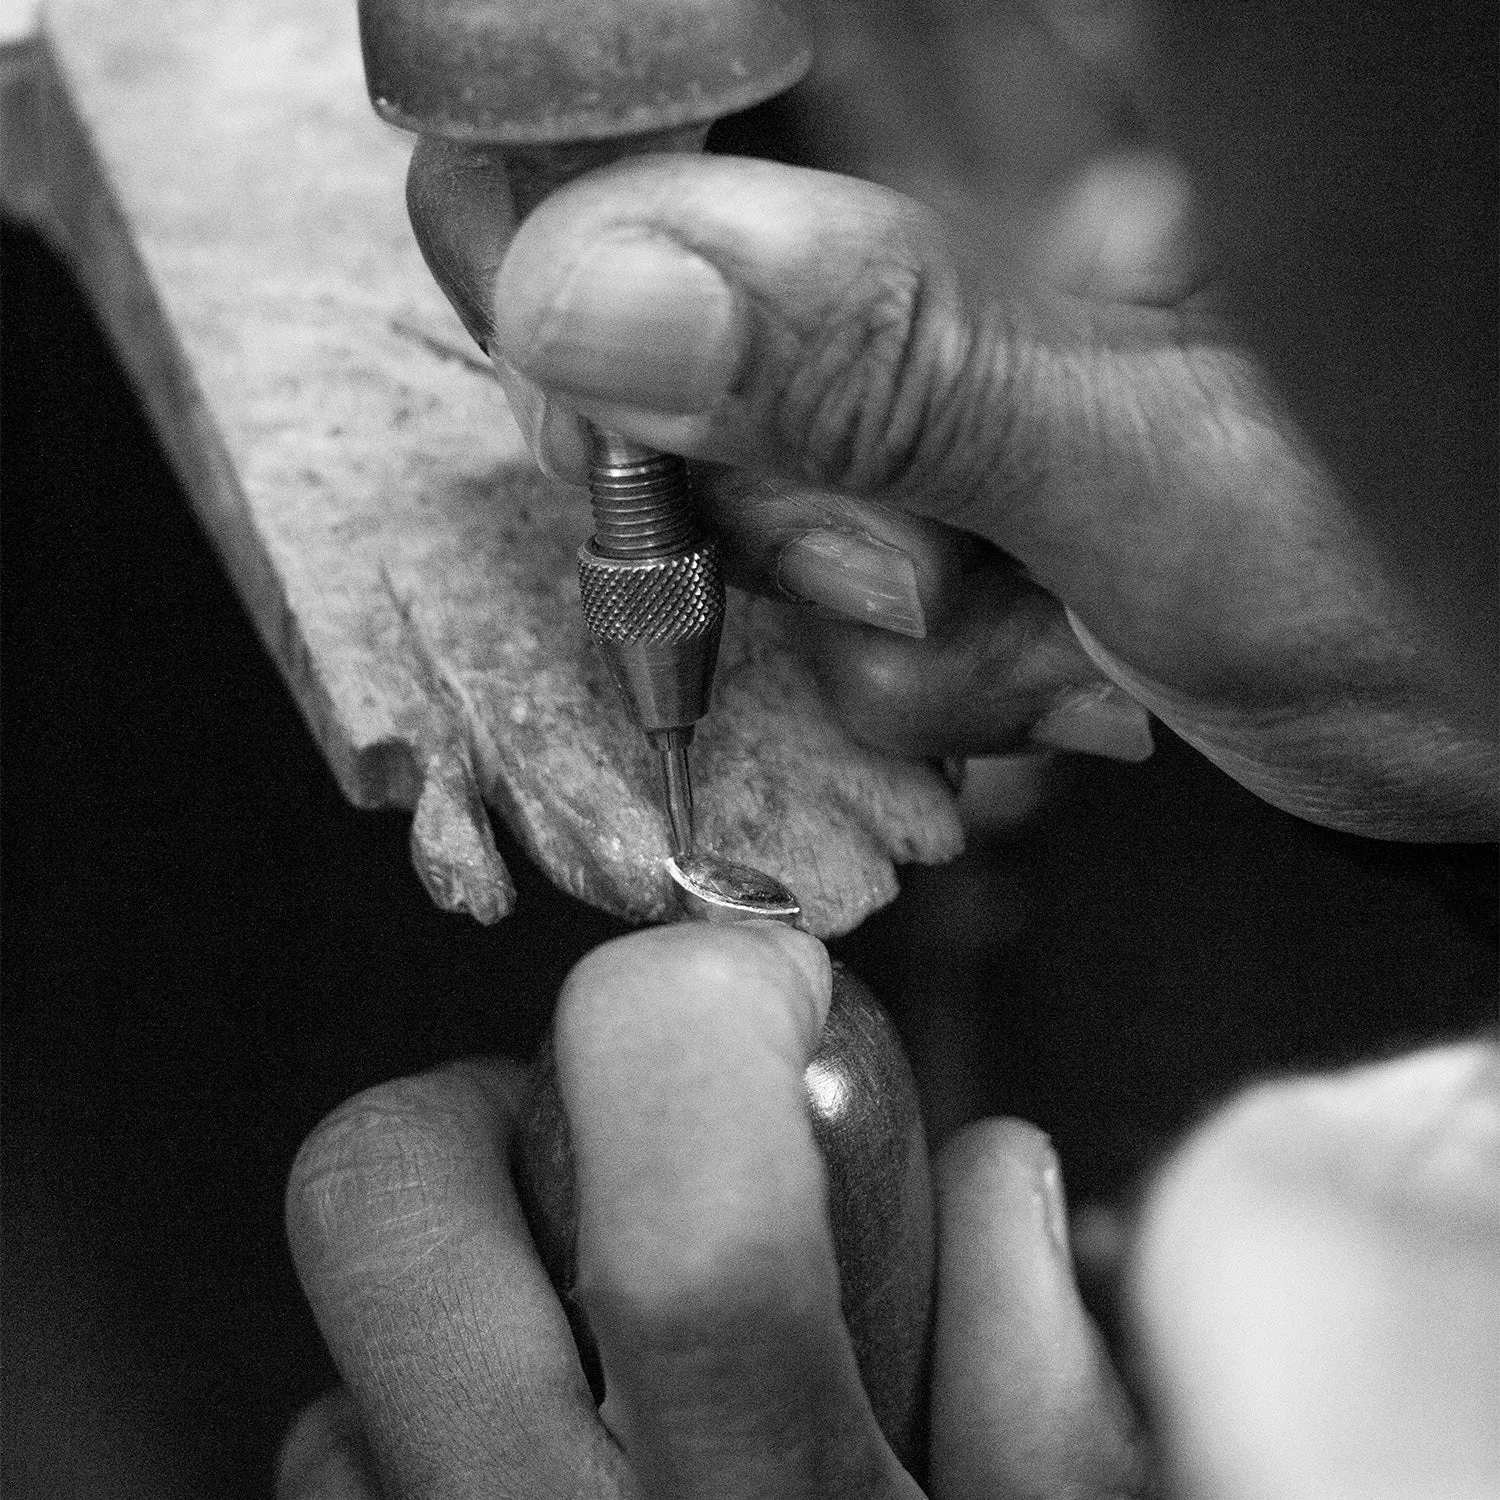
[
  {"xmin": 490, "ymin": 153, "xmax": 1017, "ymax": 519},
  {"xmin": 553, "ymin": 922, "xmax": 920, "ymax": 1500},
  {"xmin": 489, "ymin": 151, "xmax": 1500, "ymax": 841}
]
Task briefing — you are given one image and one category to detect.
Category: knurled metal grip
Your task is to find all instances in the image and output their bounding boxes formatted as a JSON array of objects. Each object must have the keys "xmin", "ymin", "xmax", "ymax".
[
  {"xmin": 578, "ymin": 540, "xmax": 724, "ymax": 735},
  {"xmin": 578, "ymin": 542, "xmax": 723, "ymax": 642}
]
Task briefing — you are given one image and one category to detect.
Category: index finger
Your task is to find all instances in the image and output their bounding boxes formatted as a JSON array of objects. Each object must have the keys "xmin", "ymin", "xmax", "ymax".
[
  {"xmin": 554, "ymin": 923, "xmax": 922, "ymax": 1500},
  {"xmin": 285, "ymin": 1059, "xmax": 634, "ymax": 1499}
]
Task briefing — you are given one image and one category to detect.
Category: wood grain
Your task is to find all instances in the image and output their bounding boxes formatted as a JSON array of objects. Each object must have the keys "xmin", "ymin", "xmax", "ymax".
[{"xmin": 8, "ymin": 0, "xmax": 962, "ymax": 934}]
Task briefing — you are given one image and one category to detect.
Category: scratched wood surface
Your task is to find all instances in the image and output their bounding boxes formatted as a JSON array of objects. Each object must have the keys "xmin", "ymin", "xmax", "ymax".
[{"xmin": 6, "ymin": 0, "xmax": 962, "ymax": 934}]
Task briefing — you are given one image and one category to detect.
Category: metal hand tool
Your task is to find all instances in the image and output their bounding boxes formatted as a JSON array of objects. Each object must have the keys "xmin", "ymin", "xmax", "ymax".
[
  {"xmin": 357, "ymin": 0, "xmax": 814, "ymax": 854},
  {"xmin": 356, "ymin": 5, "xmax": 935, "ymax": 1473}
]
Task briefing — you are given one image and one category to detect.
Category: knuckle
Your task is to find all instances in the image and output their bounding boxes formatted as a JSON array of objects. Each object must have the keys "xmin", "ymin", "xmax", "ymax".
[
  {"xmin": 769, "ymin": 241, "xmax": 1004, "ymax": 502},
  {"xmin": 782, "ymin": 257, "xmax": 932, "ymax": 493},
  {"xmin": 812, "ymin": 626, "xmax": 932, "ymax": 749}
]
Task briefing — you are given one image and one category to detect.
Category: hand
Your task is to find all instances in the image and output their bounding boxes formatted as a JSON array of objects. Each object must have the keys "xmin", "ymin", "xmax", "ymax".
[
  {"xmin": 404, "ymin": 3, "xmax": 1495, "ymax": 839},
  {"xmin": 278, "ymin": 923, "xmax": 1147, "ymax": 1499},
  {"xmin": 1132, "ymin": 1036, "xmax": 1500, "ymax": 1500},
  {"xmin": 279, "ymin": 928, "xmax": 1499, "ymax": 1499}
]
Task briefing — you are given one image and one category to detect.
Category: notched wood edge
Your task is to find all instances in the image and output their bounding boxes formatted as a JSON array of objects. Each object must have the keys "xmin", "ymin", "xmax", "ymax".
[
  {"xmin": 9, "ymin": 23, "xmax": 522, "ymax": 927},
  {"xmin": 408, "ymin": 748, "xmax": 515, "ymax": 924},
  {"xmin": 378, "ymin": 569, "xmax": 516, "ymax": 922}
]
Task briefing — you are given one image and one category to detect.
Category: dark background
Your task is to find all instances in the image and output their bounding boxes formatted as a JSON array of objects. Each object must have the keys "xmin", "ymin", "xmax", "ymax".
[{"xmin": 2, "ymin": 219, "xmax": 1494, "ymax": 1495}]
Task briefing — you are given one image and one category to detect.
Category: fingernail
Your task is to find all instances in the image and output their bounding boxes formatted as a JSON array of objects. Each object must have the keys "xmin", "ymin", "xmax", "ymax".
[
  {"xmin": 755, "ymin": 923, "xmax": 834, "ymax": 1028},
  {"xmin": 776, "ymin": 528, "xmax": 927, "ymax": 639},
  {"xmin": 1039, "ymin": 1153, "xmax": 1073, "ymax": 1266},
  {"xmin": 488, "ymin": 346, "xmax": 591, "ymax": 484},
  {"xmin": 489, "ymin": 347, "xmax": 545, "ymax": 450},
  {"xmin": 537, "ymin": 398, "xmax": 593, "ymax": 482},
  {"xmin": 525, "ymin": 234, "xmax": 738, "ymax": 413},
  {"xmin": 1031, "ymin": 683, "xmax": 1153, "ymax": 761}
]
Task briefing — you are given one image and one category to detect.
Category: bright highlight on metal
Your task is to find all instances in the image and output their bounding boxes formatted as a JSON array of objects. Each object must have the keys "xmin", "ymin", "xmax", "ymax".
[{"xmin": 665, "ymin": 852, "xmax": 802, "ymax": 926}]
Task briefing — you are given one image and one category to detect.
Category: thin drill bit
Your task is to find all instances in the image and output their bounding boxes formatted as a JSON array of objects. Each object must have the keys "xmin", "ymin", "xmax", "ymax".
[{"xmin": 658, "ymin": 733, "xmax": 694, "ymax": 856}]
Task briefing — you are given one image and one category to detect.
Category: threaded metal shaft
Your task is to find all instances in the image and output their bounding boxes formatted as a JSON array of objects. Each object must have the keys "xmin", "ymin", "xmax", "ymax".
[
  {"xmin": 587, "ymin": 429, "xmax": 701, "ymax": 559},
  {"xmin": 578, "ymin": 426, "xmax": 723, "ymax": 841}
]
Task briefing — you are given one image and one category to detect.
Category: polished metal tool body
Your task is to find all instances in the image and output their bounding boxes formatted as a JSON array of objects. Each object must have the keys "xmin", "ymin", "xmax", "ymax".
[{"xmin": 357, "ymin": 0, "xmax": 813, "ymax": 853}]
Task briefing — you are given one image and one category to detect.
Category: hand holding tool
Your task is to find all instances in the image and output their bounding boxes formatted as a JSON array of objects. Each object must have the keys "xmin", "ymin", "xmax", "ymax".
[
  {"xmin": 514, "ymin": 855, "xmax": 934, "ymax": 1471},
  {"xmin": 358, "ymin": 0, "xmax": 814, "ymax": 854},
  {"xmin": 356, "ymin": 1, "xmax": 934, "ymax": 1474}
]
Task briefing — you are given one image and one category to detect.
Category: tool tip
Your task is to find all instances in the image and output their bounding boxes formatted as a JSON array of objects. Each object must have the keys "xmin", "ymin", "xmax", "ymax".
[{"xmin": 660, "ymin": 740, "xmax": 694, "ymax": 857}]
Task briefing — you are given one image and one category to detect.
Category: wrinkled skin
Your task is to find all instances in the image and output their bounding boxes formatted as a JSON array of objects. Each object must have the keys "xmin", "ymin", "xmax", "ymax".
[
  {"xmin": 280, "ymin": 926, "xmax": 1500, "ymax": 1500},
  {"xmin": 280, "ymin": 4, "xmax": 1496, "ymax": 1496},
  {"xmin": 282, "ymin": 925, "xmax": 1151, "ymax": 1500},
  {"xmin": 405, "ymin": 0, "xmax": 1495, "ymax": 838}
]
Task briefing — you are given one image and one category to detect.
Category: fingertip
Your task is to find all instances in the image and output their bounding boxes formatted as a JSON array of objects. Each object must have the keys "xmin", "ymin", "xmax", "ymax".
[
  {"xmin": 488, "ymin": 350, "xmax": 592, "ymax": 484},
  {"xmin": 497, "ymin": 228, "xmax": 741, "ymax": 413},
  {"xmin": 553, "ymin": 924, "xmax": 902, "ymax": 1499},
  {"xmin": 276, "ymin": 1388, "xmax": 381, "ymax": 1500},
  {"xmin": 931, "ymin": 1117, "xmax": 1146, "ymax": 1500},
  {"xmin": 553, "ymin": 921, "xmax": 840, "ymax": 1336},
  {"xmin": 935, "ymin": 1118, "xmax": 1070, "ymax": 1273},
  {"xmin": 559, "ymin": 921, "xmax": 833, "ymax": 1058},
  {"xmin": 776, "ymin": 526, "xmax": 928, "ymax": 639},
  {"xmin": 802, "ymin": 564, "xmax": 1105, "ymax": 760},
  {"xmin": 751, "ymin": 919, "xmax": 835, "ymax": 1027},
  {"xmin": 487, "ymin": 154, "xmax": 992, "ymax": 501},
  {"xmin": 283, "ymin": 1059, "xmax": 532, "ymax": 1313},
  {"xmin": 935, "ymin": 1116, "xmax": 1056, "ymax": 1200}
]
